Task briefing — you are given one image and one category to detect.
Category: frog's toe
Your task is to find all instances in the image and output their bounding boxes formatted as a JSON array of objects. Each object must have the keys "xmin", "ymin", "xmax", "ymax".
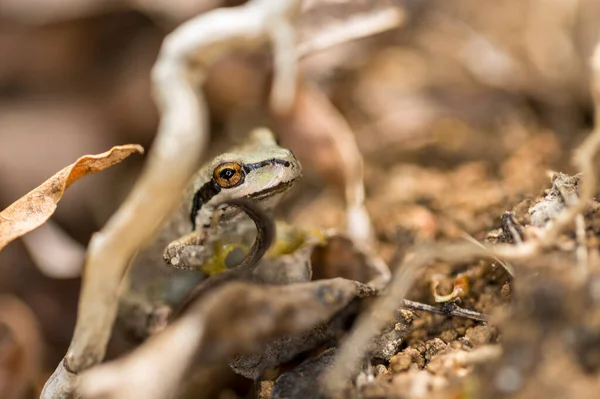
[
  {"xmin": 163, "ymin": 247, "xmax": 192, "ymax": 270},
  {"xmin": 163, "ymin": 244, "xmax": 209, "ymax": 270},
  {"xmin": 163, "ymin": 251, "xmax": 181, "ymax": 267},
  {"xmin": 162, "ymin": 246, "xmax": 181, "ymax": 267}
]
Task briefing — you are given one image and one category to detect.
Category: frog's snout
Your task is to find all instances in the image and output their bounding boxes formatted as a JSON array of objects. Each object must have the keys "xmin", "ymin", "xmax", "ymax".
[{"xmin": 284, "ymin": 149, "xmax": 302, "ymax": 175}]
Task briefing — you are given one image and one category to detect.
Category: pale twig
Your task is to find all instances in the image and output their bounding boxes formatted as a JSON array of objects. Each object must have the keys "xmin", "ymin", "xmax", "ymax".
[
  {"xmin": 42, "ymin": 1, "xmax": 302, "ymax": 398},
  {"xmin": 80, "ymin": 278, "xmax": 364, "ymax": 399},
  {"xmin": 436, "ymin": 345, "xmax": 502, "ymax": 371},
  {"xmin": 80, "ymin": 310, "xmax": 205, "ymax": 399},
  {"xmin": 311, "ymin": 90, "xmax": 383, "ymax": 279},
  {"xmin": 269, "ymin": 18, "xmax": 298, "ymax": 114},
  {"xmin": 295, "ymin": 6, "xmax": 406, "ymax": 287},
  {"xmin": 461, "ymin": 232, "xmax": 515, "ymax": 276},
  {"xmin": 323, "ymin": 249, "xmax": 425, "ymax": 393},
  {"xmin": 296, "ymin": 6, "xmax": 405, "ymax": 58},
  {"xmin": 43, "ymin": 46, "xmax": 207, "ymax": 399}
]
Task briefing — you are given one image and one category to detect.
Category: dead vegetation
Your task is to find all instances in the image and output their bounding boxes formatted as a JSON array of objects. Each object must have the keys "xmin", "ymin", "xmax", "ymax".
[{"xmin": 2, "ymin": 1, "xmax": 600, "ymax": 399}]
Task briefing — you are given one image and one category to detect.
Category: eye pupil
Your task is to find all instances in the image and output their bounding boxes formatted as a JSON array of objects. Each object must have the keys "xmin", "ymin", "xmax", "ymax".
[
  {"xmin": 220, "ymin": 168, "xmax": 236, "ymax": 179},
  {"xmin": 213, "ymin": 162, "xmax": 244, "ymax": 188}
]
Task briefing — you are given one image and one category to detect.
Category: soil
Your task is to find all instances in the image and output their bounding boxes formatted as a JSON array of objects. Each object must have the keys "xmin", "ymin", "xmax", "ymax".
[{"xmin": 2, "ymin": 1, "xmax": 600, "ymax": 399}]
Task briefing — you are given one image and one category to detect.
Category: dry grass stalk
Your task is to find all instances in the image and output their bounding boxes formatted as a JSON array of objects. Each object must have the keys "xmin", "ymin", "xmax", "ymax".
[{"xmin": 41, "ymin": 1, "xmax": 302, "ymax": 397}]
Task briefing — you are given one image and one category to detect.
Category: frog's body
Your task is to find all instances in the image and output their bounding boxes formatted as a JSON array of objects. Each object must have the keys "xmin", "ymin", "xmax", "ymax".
[
  {"xmin": 162, "ymin": 127, "xmax": 301, "ymax": 271},
  {"xmin": 119, "ymin": 128, "xmax": 302, "ymax": 336}
]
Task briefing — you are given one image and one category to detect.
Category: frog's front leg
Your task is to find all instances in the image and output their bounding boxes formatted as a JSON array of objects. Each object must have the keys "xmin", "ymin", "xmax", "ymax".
[
  {"xmin": 163, "ymin": 231, "xmax": 214, "ymax": 270},
  {"xmin": 164, "ymin": 229, "xmax": 250, "ymax": 275}
]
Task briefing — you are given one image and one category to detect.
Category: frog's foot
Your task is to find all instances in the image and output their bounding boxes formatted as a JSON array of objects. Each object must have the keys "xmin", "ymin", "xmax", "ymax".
[
  {"xmin": 163, "ymin": 231, "xmax": 211, "ymax": 270},
  {"xmin": 163, "ymin": 243, "xmax": 212, "ymax": 270},
  {"xmin": 164, "ymin": 237, "xmax": 250, "ymax": 275}
]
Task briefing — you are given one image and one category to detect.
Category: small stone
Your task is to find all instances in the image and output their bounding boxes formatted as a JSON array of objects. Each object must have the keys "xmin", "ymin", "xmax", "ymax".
[
  {"xmin": 454, "ymin": 326, "xmax": 466, "ymax": 335},
  {"xmin": 412, "ymin": 319, "xmax": 426, "ymax": 329},
  {"xmin": 450, "ymin": 340, "xmax": 463, "ymax": 349},
  {"xmin": 398, "ymin": 309, "xmax": 416, "ymax": 323},
  {"xmin": 389, "ymin": 353, "xmax": 412, "ymax": 373},
  {"xmin": 426, "ymin": 354, "xmax": 444, "ymax": 375},
  {"xmin": 412, "ymin": 340, "xmax": 426, "ymax": 353},
  {"xmin": 465, "ymin": 325, "xmax": 495, "ymax": 347},
  {"xmin": 404, "ymin": 347, "xmax": 425, "ymax": 368},
  {"xmin": 440, "ymin": 329, "xmax": 458, "ymax": 343},
  {"xmin": 424, "ymin": 338, "xmax": 447, "ymax": 360}
]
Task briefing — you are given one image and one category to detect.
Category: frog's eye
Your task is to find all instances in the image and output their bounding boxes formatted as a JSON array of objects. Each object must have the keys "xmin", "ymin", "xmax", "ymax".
[{"xmin": 213, "ymin": 162, "xmax": 245, "ymax": 188}]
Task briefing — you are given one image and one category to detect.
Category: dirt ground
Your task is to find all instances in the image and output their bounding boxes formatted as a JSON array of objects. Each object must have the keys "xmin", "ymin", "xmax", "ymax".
[{"xmin": 2, "ymin": 1, "xmax": 600, "ymax": 398}]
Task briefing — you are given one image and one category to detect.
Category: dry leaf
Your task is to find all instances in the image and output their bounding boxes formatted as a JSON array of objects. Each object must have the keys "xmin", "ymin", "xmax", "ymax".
[
  {"xmin": 80, "ymin": 278, "xmax": 374, "ymax": 399},
  {"xmin": 0, "ymin": 145, "xmax": 143, "ymax": 253}
]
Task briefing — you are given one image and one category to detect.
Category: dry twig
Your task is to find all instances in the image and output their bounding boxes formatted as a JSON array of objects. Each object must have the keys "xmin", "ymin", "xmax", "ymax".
[
  {"xmin": 296, "ymin": 5, "xmax": 405, "ymax": 58},
  {"xmin": 80, "ymin": 279, "xmax": 367, "ymax": 399},
  {"xmin": 42, "ymin": 1, "xmax": 302, "ymax": 397},
  {"xmin": 401, "ymin": 299, "xmax": 489, "ymax": 322},
  {"xmin": 296, "ymin": 4, "xmax": 405, "ymax": 255}
]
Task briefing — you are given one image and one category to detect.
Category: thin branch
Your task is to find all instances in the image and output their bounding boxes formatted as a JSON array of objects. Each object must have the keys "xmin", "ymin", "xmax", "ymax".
[
  {"xmin": 80, "ymin": 309, "xmax": 206, "ymax": 399},
  {"xmin": 296, "ymin": 6, "xmax": 405, "ymax": 58},
  {"xmin": 269, "ymin": 18, "xmax": 298, "ymax": 114},
  {"xmin": 401, "ymin": 299, "xmax": 489, "ymax": 322},
  {"xmin": 80, "ymin": 278, "xmax": 365, "ymax": 399},
  {"xmin": 42, "ymin": 1, "xmax": 302, "ymax": 398},
  {"xmin": 461, "ymin": 232, "xmax": 515, "ymax": 276}
]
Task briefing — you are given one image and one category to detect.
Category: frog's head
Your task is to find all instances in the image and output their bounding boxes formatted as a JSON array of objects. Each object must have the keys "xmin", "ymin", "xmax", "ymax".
[{"xmin": 189, "ymin": 128, "xmax": 302, "ymax": 230}]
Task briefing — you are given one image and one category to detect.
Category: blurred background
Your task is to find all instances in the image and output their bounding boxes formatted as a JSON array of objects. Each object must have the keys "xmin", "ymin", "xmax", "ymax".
[{"xmin": 1, "ymin": 0, "xmax": 599, "ymax": 397}]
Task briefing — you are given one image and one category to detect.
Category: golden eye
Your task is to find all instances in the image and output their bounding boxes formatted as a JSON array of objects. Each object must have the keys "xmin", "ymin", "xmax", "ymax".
[{"xmin": 213, "ymin": 162, "xmax": 244, "ymax": 188}]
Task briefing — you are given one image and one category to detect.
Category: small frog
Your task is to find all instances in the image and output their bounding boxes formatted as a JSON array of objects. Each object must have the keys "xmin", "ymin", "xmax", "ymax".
[
  {"xmin": 162, "ymin": 127, "xmax": 302, "ymax": 272},
  {"xmin": 120, "ymin": 128, "xmax": 303, "ymax": 336}
]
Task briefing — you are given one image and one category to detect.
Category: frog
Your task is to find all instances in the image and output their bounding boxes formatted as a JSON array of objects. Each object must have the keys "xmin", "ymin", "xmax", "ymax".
[
  {"xmin": 162, "ymin": 127, "xmax": 302, "ymax": 271},
  {"xmin": 118, "ymin": 127, "xmax": 304, "ymax": 337}
]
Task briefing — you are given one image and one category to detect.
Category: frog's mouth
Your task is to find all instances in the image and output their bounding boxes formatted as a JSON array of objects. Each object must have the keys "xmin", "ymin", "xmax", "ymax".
[{"xmin": 246, "ymin": 177, "xmax": 300, "ymax": 201}]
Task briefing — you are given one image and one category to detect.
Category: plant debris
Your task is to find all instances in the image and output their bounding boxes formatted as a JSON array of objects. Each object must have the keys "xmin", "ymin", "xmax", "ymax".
[{"xmin": 5, "ymin": 1, "xmax": 600, "ymax": 399}]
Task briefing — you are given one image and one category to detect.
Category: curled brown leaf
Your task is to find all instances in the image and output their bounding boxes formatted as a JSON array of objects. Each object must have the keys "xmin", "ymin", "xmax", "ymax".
[{"xmin": 0, "ymin": 145, "xmax": 144, "ymax": 253}]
